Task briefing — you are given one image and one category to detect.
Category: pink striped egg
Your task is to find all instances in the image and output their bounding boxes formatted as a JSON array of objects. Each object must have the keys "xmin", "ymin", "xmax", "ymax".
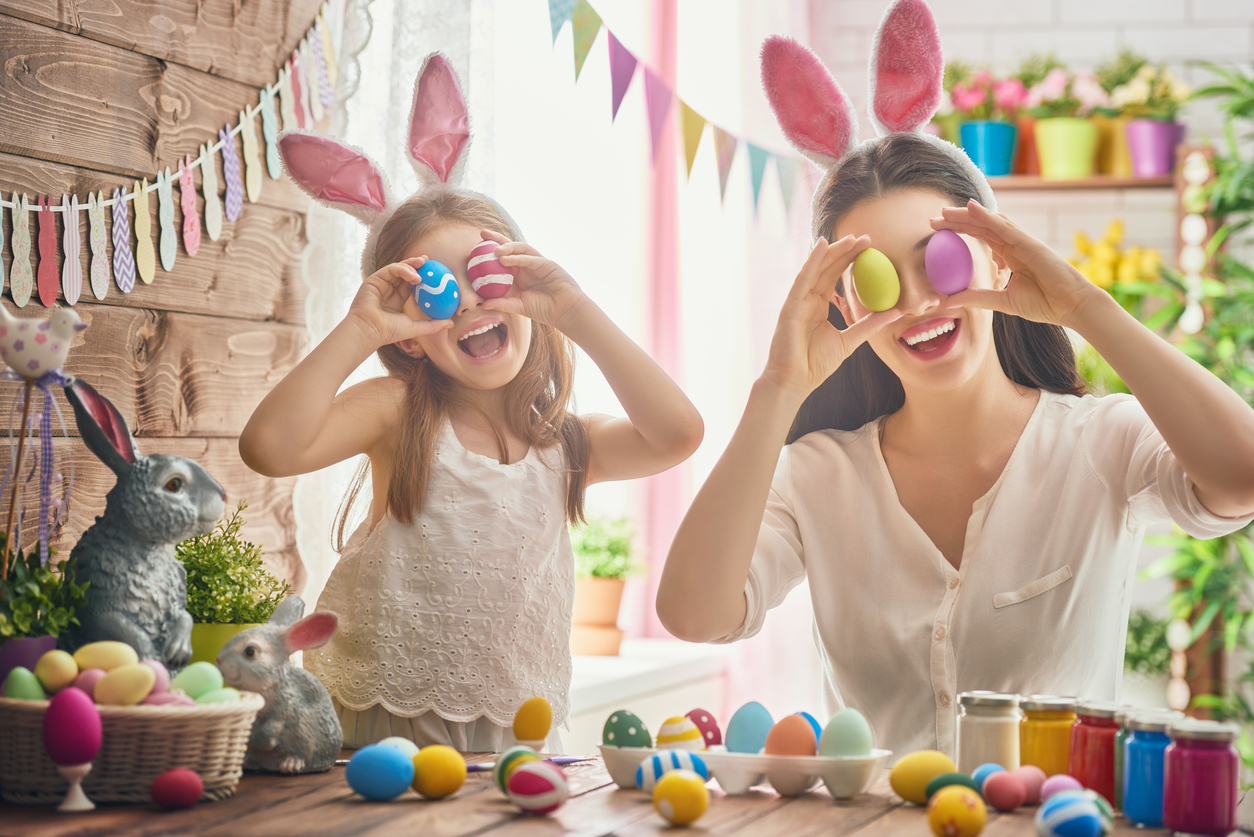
[
  {"xmin": 506, "ymin": 760, "xmax": 569, "ymax": 815},
  {"xmin": 468, "ymin": 239, "xmax": 514, "ymax": 299}
]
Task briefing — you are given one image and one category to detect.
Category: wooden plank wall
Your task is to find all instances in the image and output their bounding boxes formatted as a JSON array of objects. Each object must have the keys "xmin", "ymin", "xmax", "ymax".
[{"xmin": 0, "ymin": 0, "xmax": 324, "ymax": 591}]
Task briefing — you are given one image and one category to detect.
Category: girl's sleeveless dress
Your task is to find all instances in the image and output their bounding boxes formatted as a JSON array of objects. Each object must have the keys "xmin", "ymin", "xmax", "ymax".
[{"xmin": 306, "ymin": 421, "xmax": 574, "ymax": 751}]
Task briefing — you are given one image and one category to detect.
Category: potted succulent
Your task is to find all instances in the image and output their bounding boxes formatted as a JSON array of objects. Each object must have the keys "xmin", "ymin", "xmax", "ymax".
[
  {"xmin": 1110, "ymin": 64, "xmax": 1190, "ymax": 177},
  {"xmin": 1026, "ymin": 67, "xmax": 1110, "ymax": 180},
  {"xmin": 1093, "ymin": 49, "xmax": 1150, "ymax": 177},
  {"xmin": 176, "ymin": 501, "xmax": 290, "ymax": 664},
  {"xmin": 569, "ymin": 516, "xmax": 643, "ymax": 656},
  {"xmin": 951, "ymin": 68, "xmax": 1027, "ymax": 176},
  {"xmin": 0, "ymin": 532, "xmax": 89, "ymax": 685}
]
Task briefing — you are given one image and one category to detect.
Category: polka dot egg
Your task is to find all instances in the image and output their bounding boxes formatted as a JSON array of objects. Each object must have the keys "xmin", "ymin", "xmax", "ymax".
[
  {"xmin": 602, "ymin": 709, "xmax": 651, "ymax": 748},
  {"xmin": 635, "ymin": 749, "xmax": 709, "ymax": 793},
  {"xmin": 507, "ymin": 760, "xmax": 568, "ymax": 815},
  {"xmin": 685, "ymin": 707, "xmax": 722, "ymax": 747},
  {"xmin": 655, "ymin": 715, "xmax": 704, "ymax": 750},
  {"xmin": 414, "ymin": 259, "xmax": 459, "ymax": 320}
]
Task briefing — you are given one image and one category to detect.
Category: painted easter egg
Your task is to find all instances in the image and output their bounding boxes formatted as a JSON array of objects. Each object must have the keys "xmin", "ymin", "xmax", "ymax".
[
  {"xmin": 928, "ymin": 785, "xmax": 987, "ymax": 837},
  {"xmin": 686, "ymin": 708, "xmax": 721, "ymax": 747},
  {"xmin": 151, "ymin": 768, "xmax": 203, "ymax": 809},
  {"xmin": 513, "ymin": 696, "xmax": 552, "ymax": 743},
  {"xmin": 34, "ymin": 650, "xmax": 77, "ymax": 693},
  {"xmin": 1040, "ymin": 774, "xmax": 1083, "ymax": 801},
  {"xmin": 139, "ymin": 659, "xmax": 170, "ymax": 695},
  {"xmin": 378, "ymin": 736, "xmax": 420, "ymax": 758},
  {"xmin": 797, "ymin": 711, "xmax": 822, "ymax": 741},
  {"xmin": 852, "ymin": 247, "xmax": 901, "ymax": 312},
  {"xmin": 656, "ymin": 715, "xmax": 704, "ymax": 750},
  {"xmin": 819, "ymin": 707, "xmax": 873, "ymax": 757},
  {"xmin": 414, "ymin": 259, "xmax": 459, "ymax": 320},
  {"xmin": 602, "ymin": 709, "xmax": 651, "ymax": 747},
  {"xmin": 765, "ymin": 714, "xmax": 817, "ymax": 756},
  {"xmin": 42, "ymin": 687, "xmax": 101, "ymax": 766},
  {"xmin": 725, "ymin": 701, "xmax": 773, "ymax": 754},
  {"xmin": 493, "ymin": 745, "xmax": 540, "ymax": 793},
  {"xmin": 71, "ymin": 669, "xmax": 105, "ymax": 699},
  {"xmin": 195, "ymin": 687, "xmax": 241, "ymax": 705},
  {"xmin": 971, "ymin": 763, "xmax": 1005, "ymax": 792},
  {"xmin": 95, "ymin": 662, "xmax": 157, "ymax": 706},
  {"xmin": 925, "ymin": 229, "xmax": 974, "ymax": 295},
  {"xmin": 72, "ymin": 641, "xmax": 138, "ymax": 672},
  {"xmin": 468, "ymin": 239, "xmax": 514, "ymax": 299},
  {"xmin": 890, "ymin": 750, "xmax": 957, "ymax": 804},
  {"xmin": 926, "ymin": 772, "xmax": 981, "ymax": 802},
  {"xmin": 507, "ymin": 760, "xmax": 568, "ymax": 815},
  {"xmin": 635, "ymin": 749, "xmax": 709, "ymax": 793},
  {"xmin": 346, "ymin": 744, "xmax": 415, "ymax": 800},
  {"xmin": 652, "ymin": 769, "xmax": 710, "ymax": 826},
  {"xmin": 1034, "ymin": 789, "xmax": 1110, "ymax": 837},
  {"xmin": 982, "ymin": 771, "xmax": 1026, "ymax": 811},
  {"xmin": 411, "ymin": 744, "xmax": 466, "ymax": 799},
  {"xmin": 1012, "ymin": 765, "xmax": 1046, "ymax": 804},
  {"xmin": 2, "ymin": 666, "xmax": 45, "ymax": 700},
  {"xmin": 170, "ymin": 661, "xmax": 223, "ymax": 700},
  {"xmin": 143, "ymin": 691, "xmax": 196, "ymax": 706}
]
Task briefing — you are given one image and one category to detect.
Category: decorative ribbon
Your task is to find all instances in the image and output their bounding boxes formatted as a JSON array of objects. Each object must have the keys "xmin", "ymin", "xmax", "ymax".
[{"xmin": 0, "ymin": 369, "xmax": 73, "ymax": 564}]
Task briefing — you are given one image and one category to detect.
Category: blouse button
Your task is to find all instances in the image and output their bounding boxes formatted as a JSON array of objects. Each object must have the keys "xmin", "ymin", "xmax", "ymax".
[
  {"xmin": 934, "ymin": 627, "xmax": 946, "ymax": 640},
  {"xmin": 939, "ymin": 693, "xmax": 952, "ymax": 706},
  {"xmin": 949, "ymin": 578, "xmax": 959, "ymax": 589}
]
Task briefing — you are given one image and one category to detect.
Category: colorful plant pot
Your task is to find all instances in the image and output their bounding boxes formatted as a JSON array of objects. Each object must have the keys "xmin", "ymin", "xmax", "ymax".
[
  {"xmin": 1034, "ymin": 117, "xmax": 1098, "ymax": 180},
  {"xmin": 190, "ymin": 623, "xmax": 261, "ymax": 665},
  {"xmin": 1092, "ymin": 114, "xmax": 1133, "ymax": 177},
  {"xmin": 1126, "ymin": 119, "xmax": 1185, "ymax": 178},
  {"xmin": 0, "ymin": 634, "xmax": 57, "ymax": 686},
  {"xmin": 959, "ymin": 121, "xmax": 1017, "ymax": 176},
  {"xmin": 934, "ymin": 112, "xmax": 964, "ymax": 148},
  {"xmin": 1014, "ymin": 116, "xmax": 1039, "ymax": 175}
]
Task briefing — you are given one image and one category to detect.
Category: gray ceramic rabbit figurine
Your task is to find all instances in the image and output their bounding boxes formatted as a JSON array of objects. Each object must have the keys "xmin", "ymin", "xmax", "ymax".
[
  {"xmin": 58, "ymin": 380, "xmax": 225, "ymax": 671},
  {"xmin": 217, "ymin": 595, "xmax": 342, "ymax": 774}
]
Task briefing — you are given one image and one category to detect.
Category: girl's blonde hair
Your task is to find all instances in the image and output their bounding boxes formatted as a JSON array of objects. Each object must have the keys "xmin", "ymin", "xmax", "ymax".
[{"xmin": 334, "ymin": 192, "xmax": 590, "ymax": 550}]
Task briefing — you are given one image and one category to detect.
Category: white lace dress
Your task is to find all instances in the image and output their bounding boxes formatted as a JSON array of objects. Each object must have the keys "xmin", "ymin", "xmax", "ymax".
[{"xmin": 305, "ymin": 422, "xmax": 574, "ymax": 751}]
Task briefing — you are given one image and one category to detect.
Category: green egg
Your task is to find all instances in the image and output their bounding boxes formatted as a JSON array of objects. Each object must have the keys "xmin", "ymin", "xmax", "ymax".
[
  {"xmin": 925, "ymin": 771, "xmax": 979, "ymax": 801},
  {"xmin": 819, "ymin": 707, "xmax": 874, "ymax": 757},
  {"xmin": 852, "ymin": 248, "xmax": 901, "ymax": 312},
  {"xmin": 2, "ymin": 666, "xmax": 47, "ymax": 700},
  {"xmin": 602, "ymin": 709, "xmax": 652, "ymax": 748},
  {"xmin": 195, "ymin": 686, "xmax": 240, "ymax": 705},
  {"xmin": 170, "ymin": 661, "xmax": 224, "ymax": 700}
]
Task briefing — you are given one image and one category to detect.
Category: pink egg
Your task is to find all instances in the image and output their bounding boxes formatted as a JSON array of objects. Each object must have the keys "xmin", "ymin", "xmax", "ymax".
[
  {"xmin": 144, "ymin": 691, "xmax": 196, "ymax": 706},
  {"xmin": 72, "ymin": 668, "xmax": 105, "ymax": 699},
  {"xmin": 467, "ymin": 239, "xmax": 514, "ymax": 299},
  {"xmin": 1011, "ymin": 765, "xmax": 1047, "ymax": 804},
  {"xmin": 686, "ymin": 708, "xmax": 722, "ymax": 747},
  {"xmin": 924, "ymin": 229, "xmax": 974, "ymax": 295},
  {"xmin": 151, "ymin": 768, "xmax": 204, "ymax": 809},
  {"xmin": 507, "ymin": 760, "xmax": 568, "ymax": 815},
  {"xmin": 982, "ymin": 770, "xmax": 1026, "ymax": 811},
  {"xmin": 1039, "ymin": 773, "xmax": 1083, "ymax": 801},
  {"xmin": 139, "ymin": 659, "xmax": 170, "ymax": 694},
  {"xmin": 42, "ymin": 687, "xmax": 102, "ymax": 766}
]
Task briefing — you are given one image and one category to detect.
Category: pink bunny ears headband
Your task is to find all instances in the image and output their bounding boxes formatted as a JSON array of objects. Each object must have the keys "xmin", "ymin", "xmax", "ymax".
[
  {"xmin": 276, "ymin": 53, "xmax": 522, "ymax": 280},
  {"xmin": 760, "ymin": 0, "xmax": 997, "ymax": 230}
]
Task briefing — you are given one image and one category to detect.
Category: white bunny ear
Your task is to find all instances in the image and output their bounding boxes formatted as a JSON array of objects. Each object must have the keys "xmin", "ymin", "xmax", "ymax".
[
  {"xmin": 407, "ymin": 53, "xmax": 471, "ymax": 188},
  {"xmin": 277, "ymin": 129, "xmax": 395, "ymax": 226},
  {"xmin": 868, "ymin": 0, "xmax": 944, "ymax": 136},
  {"xmin": 761, "ymin": 36, "xmax": 858, "ymax": 170}
]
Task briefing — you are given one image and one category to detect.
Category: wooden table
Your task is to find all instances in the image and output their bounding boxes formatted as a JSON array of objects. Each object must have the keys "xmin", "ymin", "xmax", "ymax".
[{"xmin": 0, "ymin": 751, "xmax": 1187, "ymax": 837}]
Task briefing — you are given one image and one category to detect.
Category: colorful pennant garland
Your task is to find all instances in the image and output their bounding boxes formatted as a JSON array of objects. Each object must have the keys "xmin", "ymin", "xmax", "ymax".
[
  {"xmin": 110, "ymin": 187, "xmax": 136, "ymax": 294},
  {"xmin": 608, "ymin": 32, "xmax": 637, "ymax": 123},
  {"xmin": 571, "ymin": 1, "xmax": 601, "ymax": 80}
]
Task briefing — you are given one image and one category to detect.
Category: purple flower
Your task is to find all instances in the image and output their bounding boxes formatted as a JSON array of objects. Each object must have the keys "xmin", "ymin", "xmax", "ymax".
[{"xmin": 13, "ymin": 340, "xmax": 24, "ymax": 351}]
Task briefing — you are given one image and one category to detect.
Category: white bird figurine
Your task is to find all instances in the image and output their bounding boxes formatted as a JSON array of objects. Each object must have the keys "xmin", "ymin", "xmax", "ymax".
[{"xmin": 0, "ymin": 307, "xmax": 86, "ymax": 379}]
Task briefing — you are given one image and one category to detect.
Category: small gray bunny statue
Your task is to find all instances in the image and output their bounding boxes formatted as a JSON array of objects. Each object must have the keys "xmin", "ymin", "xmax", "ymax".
[
  {"xmin": 217, "ymin": 595, "xmax": 342, "ymax": 774},
  {"xmin": 58, "ymin": 380, "xmax": 225, "ymax": 671}
]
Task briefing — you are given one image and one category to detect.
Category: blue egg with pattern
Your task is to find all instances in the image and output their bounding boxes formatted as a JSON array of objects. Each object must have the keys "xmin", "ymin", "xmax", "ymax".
[
  {"xmin": 1034, "ymin": 789, "xmax": 1110, "ymax": 837},
  {"xmin": 635, "ymin": 749, "xmax": 708, "ymax": 792},
  {"xmin": 414, "ymin": 259, "xmax": 460, "ymax": 320}
]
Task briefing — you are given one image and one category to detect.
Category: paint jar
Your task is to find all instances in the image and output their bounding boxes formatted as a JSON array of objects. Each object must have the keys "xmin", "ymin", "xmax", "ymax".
[
  {"xmin": 1163, "ymin": 719, "xmax": 1240, "ymax": 835},
  {"xmin": 1019, "ymin": 695, "xmax": 1076, "ymax": 777},
  {"xmin": 1122, "ymin": 711, "xmax": 1182, "ymax": 827},
  {"xmin": 956, "ymin": 691, "xmax": 1022, "ymax": 774},
  {"xmin": 1068, "ymin": 700, "xmax": 1120, "ymax": 805},
  {"xmin": 1112, "ymin": 706, "xmax": 1132, "ymax": 810}
]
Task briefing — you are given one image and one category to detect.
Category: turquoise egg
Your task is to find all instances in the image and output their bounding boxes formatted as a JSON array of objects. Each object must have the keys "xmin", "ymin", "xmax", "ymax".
[
  {"xmin": 725, "ymin": 701, "xmax": 773, "ymax": 754},
  {"xmin": 971, "ymin": 762, "xmax": 1005, "ymax": 792},
  {"xmin": 346, "ymin": 744, "xmax": 415, "ymax": 800},
  {"xmin": 797, "ymin": 712, "xmax": 822, "ymax": 744},
  {"xmin": 819, "ymin": 707, "xmax": 874, "ymax": 757},
  {"xmin": 414, "ymin": 259, "xmax": 459, "ymax": 320}
]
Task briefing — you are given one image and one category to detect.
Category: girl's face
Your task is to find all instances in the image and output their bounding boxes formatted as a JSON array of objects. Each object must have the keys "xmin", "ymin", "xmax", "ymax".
[
  {"xmin": 832, "ymin": 189, "xmax": 1009, "ymax": 395},
  {"xmin": 397, "ymin": 223, "xmax": 532, "ymax": 392}
]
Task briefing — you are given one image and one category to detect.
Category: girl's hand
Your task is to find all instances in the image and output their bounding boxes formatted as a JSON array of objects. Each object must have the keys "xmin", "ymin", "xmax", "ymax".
[
  {"xmin": 345, "ymin": 257, "xmax": 453, "ymax": 347},
  {"xmin": 762, "ymin": 235, "xmax": 902, "ymax": 398},
  {"xmin": 480, "ymin": 230, "xmax": 590, "ymax": 332},
  {"xmin": 931, "ymin": 200, "xmax": 1104, "ymax": 328}
]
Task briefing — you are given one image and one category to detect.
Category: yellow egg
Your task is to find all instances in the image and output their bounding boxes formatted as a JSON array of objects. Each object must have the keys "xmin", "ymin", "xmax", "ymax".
[
  {"xmin": 652, "ymin": 769, "xmax": 709, "ymax": 826},
  {"xmin": 851, "ymin": 248, "xmax": 901, "ymax": 312},
  {"xmin": 34, "ymin": 650, "xmax": 78, "ymax": 693},
  {"xmin": 928, "ymin": 785, "xmax": 987, "ymax": 837},
  {"xmin": 72, "ymin": 641, "xmax": 138, "ymax": 673},
  {"xmin": 890, "ymin": 750, "xmax": 958, "ymax": 805},
  {"xmin": 513, "ymin": 696, "xmax": 552, "ymax": 742},
  {"xmin": 411, "ymin": 745, "xmax": 467, "ymax": 799},
  {"xmin": 94, "ymin": 662, "xmax": 156, "ymax": 706}
]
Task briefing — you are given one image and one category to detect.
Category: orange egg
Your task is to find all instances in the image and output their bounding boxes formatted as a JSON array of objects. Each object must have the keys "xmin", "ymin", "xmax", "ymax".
[{"xmin": 764, "ymin": 714, "xmax": 817, "ymax": 756}]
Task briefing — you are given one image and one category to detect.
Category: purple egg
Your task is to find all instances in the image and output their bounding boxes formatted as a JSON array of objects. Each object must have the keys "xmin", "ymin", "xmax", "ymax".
[
  {"xmin": 72, "ymin": 668, "xmax": 106, "ymax": 699},
  {"xmin": 139, "ymin": 659, "xmax": 170, "ymax": 694},
  {"xmin": 43, "ymin": 687, "xmax": 102, "ymax": 766},
  {"xmin": 1039, "ymin": 773, "xmax": 1083, "ymax": 801},
  {"xmin": 925, "ymin": 229, "xmax": 974, "ymax": 295}
]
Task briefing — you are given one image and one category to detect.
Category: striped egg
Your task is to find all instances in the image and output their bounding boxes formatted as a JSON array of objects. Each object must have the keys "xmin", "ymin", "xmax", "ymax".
[
  {"xmin": 493, "ymin": 745, "xmax": 540, "ymax": 794},
  {"xmin": 635, "ymin": 749, "xmax": 709, "ymax": 793},
  {"xmin": 656, "ymin": 716, "xmax": 704, "ymax": 750},
  {"xmin": 414, "ymin": 259, "xmax": 460, "ymax": 319},
  {"xmin": 507, "ymin": 760, "xmax": 568, "ymax": 815},
  {"xmin": 1034, "ymin": 789, "xmax": 1111, "ymax": 837},
  {"xmin": 467, "ymin": 239, "xmax": 514, "ymax": 299}
]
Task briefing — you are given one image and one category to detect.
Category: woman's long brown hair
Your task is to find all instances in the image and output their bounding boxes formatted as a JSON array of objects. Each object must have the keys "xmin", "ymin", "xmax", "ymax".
[
  {"xmin": 334, "ymin": 192, "xmax": 590, "ymax": 550},
  {"xmin": 788, "ymin": 133, "xmax": 1087, "ymax": 443}
]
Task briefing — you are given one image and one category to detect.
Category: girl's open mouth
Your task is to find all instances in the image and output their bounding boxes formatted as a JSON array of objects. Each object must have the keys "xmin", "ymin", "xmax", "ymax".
[
  {"xmin": 900, "ymin": 317, "xmax": 959, "ymax": 358},
  {"xmin": 458, "ymin": 322, "xmax": 507, "ymax": 359}
]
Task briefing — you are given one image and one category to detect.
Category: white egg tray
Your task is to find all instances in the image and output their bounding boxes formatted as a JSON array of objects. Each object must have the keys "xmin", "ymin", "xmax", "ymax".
[{"xmin": 598, "ymin": 744, "xmax": 891, "ymax": 798}]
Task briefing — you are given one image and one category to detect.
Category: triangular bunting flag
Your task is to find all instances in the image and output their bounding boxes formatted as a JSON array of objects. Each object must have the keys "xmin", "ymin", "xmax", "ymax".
[
  {"xmin": 713, "ymin": 127, "xmax": 738, "ymax": 203},
  {"xmin": 549, "ymin": 0, "xmax": 577, "ymax": 42},
  {"xmin": 608, "ymin": 32, "xmax": 638, "ymax": 122},
  {"xmin": 643, "ymin": 68, "xmax": 673, "ymax": 161},
  {"xmin": 572, "ymin": 1, "xmax": 601, "ymax": 80},
  {"xmin": 748, "ymin": 144, "xmax": 770, "ymax": 212},
  {"xmin": 680, "ymin": 101, "xmax": 705, "ymax": 178},
  {"xmin": 776, "ymin": 155, "xmax": 800, "ymax": 213}
]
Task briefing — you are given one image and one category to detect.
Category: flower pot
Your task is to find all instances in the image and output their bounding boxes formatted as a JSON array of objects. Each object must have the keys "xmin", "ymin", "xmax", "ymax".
[
  {"xmin": 1126, "ymin": 119, "xmax": 1185, "ymax": 178},
  {"xmin": 571, "ymin": 577, "xmax": 625, "ymax": 627},
  {"xmin": 570, "ymin": 624, "xmax": 625, "ymax": 656},
  {"xmin": 934, "ymin": 112, "xmax": 964, "ymax": 148},
  {"xmin": 190, "ymin": 623, "xmax": 261, "ymax": 665},
  {"xmin": 1014, "ymin": 116, "xmax": 1039, "ymax": 175},
  {"xmin": 0, "ymin": 635, "xmax": 57, "ymax": 686},
  {"xmin": 1092, "ymin": 114, "xmax": 1133, "ymax": 177},
  {"xmin": 959, "ymin": 120, "xmax": 1017, "ymax": 176},
  {"xmin": 1034, "ymin": 117, "xmax": 1098, "ymax": 180}
]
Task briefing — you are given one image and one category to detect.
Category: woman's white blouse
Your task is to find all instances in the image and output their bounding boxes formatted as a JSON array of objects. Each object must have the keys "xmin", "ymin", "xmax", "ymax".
[{"xmin": 714, "ymin": 391, "xmax": 1252, "ymax": 759}]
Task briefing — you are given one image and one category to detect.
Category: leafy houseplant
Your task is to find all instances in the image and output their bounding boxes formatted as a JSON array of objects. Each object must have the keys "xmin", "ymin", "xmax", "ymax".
[
  {"xmin": 1092, "ymin": 50, "xmax": 1150, "ymax": 177},
  {"xmin": 176, "ymin": 501, "xmax": 290, "ymax": 664},
  {"xmin": 1025, "ymin": 67, "xmax": 1110, "ymax": 180},
  {"xmin": 0, "ymin": 532, "xmax": 89, "ymax": 684},
  {"xmin": 1110, "ymin": 63, "xmax": 1191, "ymax": 177},
  {"xmin": 950, "ymin": 69, "xmax": 1027, "ymax": 177},
  {"xmin": 569, "ymin": 516, "xmax": 642, "ymax": 656}
]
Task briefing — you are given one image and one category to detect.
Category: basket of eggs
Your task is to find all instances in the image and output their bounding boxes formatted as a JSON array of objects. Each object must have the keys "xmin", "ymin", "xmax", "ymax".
[{"xmin": 0, "ymin": 641, "xmax": 263, "ymax": 804}]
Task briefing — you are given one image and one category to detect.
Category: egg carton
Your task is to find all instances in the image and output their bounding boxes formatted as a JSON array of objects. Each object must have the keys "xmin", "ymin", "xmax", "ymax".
[{"xmin": 599, "ymin": 744, "xmax": 891, "ymax": 798}]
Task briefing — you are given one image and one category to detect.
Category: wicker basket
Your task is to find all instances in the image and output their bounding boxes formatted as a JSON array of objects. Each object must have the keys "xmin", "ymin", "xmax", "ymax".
[{"xmin": 0, "ymin": 692, "xmax": 264, "ymax": 804}]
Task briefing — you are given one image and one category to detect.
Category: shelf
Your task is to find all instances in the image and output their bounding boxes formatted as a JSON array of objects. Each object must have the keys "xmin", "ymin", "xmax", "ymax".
[{"xmin": 988, "ymin": 175, "xmax": 1174, "ymax": 190}]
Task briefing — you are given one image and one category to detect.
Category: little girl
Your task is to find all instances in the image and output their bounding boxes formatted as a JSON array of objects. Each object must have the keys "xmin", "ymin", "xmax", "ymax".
[{"xmin": 240, "ymin": 56, "xmax": 702, "ymax": 751}]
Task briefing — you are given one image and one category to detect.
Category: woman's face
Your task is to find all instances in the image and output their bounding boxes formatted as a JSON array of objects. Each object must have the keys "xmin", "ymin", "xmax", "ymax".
[
  {"xmin": 832, "ymin": 189, "xmax": 1008, "ymax": 395},
  {"xmin": 396, "ymin": 222, "xmax": 532, "ymax": 392}
]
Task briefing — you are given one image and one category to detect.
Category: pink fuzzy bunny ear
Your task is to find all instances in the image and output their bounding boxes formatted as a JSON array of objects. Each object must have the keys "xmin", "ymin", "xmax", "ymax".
[
  {"xmin": 277, "ymin": 130, "xmax": 392, "ymax": 226},
  {"xmin": 760, "ymin": 36, "xmax": 858, "ymax": 171},
  {"xmin": 868, "ymin": 0, "xmax": 944, "ymax": 135},
  {"xmin": 407, "ymin": 53, "xmax": 471, "ymax": 188}
]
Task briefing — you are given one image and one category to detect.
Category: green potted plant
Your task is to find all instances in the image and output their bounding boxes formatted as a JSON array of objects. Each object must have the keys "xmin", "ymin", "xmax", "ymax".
[
  {"xmin": 569, "ymin": 516, "xmax": 643, "ymax": 656},
  {"xmin": 1123, "ymin": 609, "xmax": 1172, "ymax": 706},
  {"xmin": 951, "ymin": 68, "xmax": 1026, "ymax": 177},
  {"xmin": 1110, "ymin": 64, "xmax": 1191, "ymax": 177},
  {"xmin": 1011, "ymin": 52, "xmax": 1066, "ymax": 175},
  {"xmin": 1024, "ymin": 66, "xmax": 1110, "ymax": 179},
  {"xmin": 176, "ymin": 501, "xmax": 291, "ymax": 664},
  {"xmin": 1093, "ymin": 49, "xmax": 1149, "ymax": 177},
  {"xmin": 0, "ymin": 532, "xmax": 89, "ymax": 685}
]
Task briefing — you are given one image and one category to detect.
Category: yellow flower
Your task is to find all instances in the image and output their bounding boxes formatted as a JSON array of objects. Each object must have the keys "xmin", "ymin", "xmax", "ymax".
[
  {"xmin": 1103, "ymin": 218, "xmax": 1125, "ymax": 246},
  {"xmin": 1072, "ymin": 231, "xmax": 1092, "ymax": 256},
  {"xmin": 1092, "ymin": 241, "xmax": 1119, "ymax": 266},
  {"xmin": 1139, "ymin": 248, "xmax": 1163, "ymax": 280}
]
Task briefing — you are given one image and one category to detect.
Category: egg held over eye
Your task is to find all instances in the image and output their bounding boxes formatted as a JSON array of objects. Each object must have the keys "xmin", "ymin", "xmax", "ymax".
[
  {"xmin": 924, "ymin": 229, "xmax": 974, "ymax": 295},
  {"xmin": 414, "ymin": 259, "xmax": 460, "ymax": 320},
  {"xmin": 851, "ymin": 248, "xmax": 901, "ymax": 312}
]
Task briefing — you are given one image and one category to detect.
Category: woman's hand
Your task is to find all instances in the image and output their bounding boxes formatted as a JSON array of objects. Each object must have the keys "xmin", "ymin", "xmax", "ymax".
[
  {"xmin": 761, "ymin": 235, "xmax": 902, "ymax": 399},
  {"xmin": 932, "ymin": 199, "xmax": 1104, "ymax": 328},
  {"xmin": 345, "ymin": 257, "xmax": 453, "ymax": 347},
  {"xmin": 481, "ymin": 230, "xmax": 590, "ymax": 333}
]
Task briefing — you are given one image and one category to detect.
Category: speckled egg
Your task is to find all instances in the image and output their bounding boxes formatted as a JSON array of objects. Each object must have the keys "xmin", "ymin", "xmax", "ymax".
[
  {"xmin": 602, "ymin": 710, "xmax": 651, "ymax": 748},
  {"xmin": 468, "ymin": 239, "xmax": 514, "ymax": 299},
  {"xmin": 170, "ymin": 661, "xmax": 223, "ymax": 700},
  {"xmin": 925, "ymin": 229, "xmax": 974, "ymax": 295},
  {"xmin": 71, "ymin": 669, "xmax": 105, "ymax": 700},
  {"xmin": 852, "ymin": 247, "xmax": 901, "ymax": 312},
  {"xmin": 652, "ymin": 769, "xmax": 710, "ymax": 826},
  {"xmin": 33, "ymin": 649, "xmax": 77, "ymax": 693},
  {"xmin": 982, "ymin": 771, "xmax": 1026, "ymax": 811},
  {"xmin": 889, "ymin": 750, "xmax": 958, "ymax": 805},
  {"xmin": 42, "ymin": 687, "xmax": 101, "ymax": 766},
  {"xmin": 725, "ymin": 701, "xmax": 774, "ymax": 754},
  {"xmin": 414, "ymin": 259, "xmax": 460, "ymax": 320},
  {"xmin": 346, "ymin": 744, "xmax": 415, "ymax": 800},
  {"xmin": 513, "ymin": 696, "xmax": 552, "ymax": 743},
  {"xmin": 2, "ymin": 666, "xmax": 46, "ymax": 700},
  {"xmin": 507, "ymin": 761, "xmax": 568, "ymax": 815},
  {"xmin": 819, "ymin": 707, "xmax": 873, "ymax": 757},
  {"xmin": 928, "ymin": 785, "xmax": 987, "ymax": 837},
  {"xmin": 635, "ymin": 749, "xmax": 708, "ymax": 793},
  {"xmin": 493, "ymin": 745, "xmax": 540, "ymax": 793},
  {"xmin": 656, "ymin": 715, "xmax": 704, "ymax": 750},
  {"xmin": 151, "ymin": 768, "xmax": 203, "ymax": 809},
  {"xmin": 926, "ymin": 772, "xmax": 980, "ymax": 802},
  {"xmin": 72, "ymin": 641, "xmax": 138, "ymax": 673},
  {"xmin": 765, "ymin": 714, "xmax": 817, "ymax": 756},
  {"xmin": 95, "ymin": 662, "xmax": 156, "ymax": 706},
  {"xmin": 685, "ymin": 708, "xmax": 721, "ymax": 747}
]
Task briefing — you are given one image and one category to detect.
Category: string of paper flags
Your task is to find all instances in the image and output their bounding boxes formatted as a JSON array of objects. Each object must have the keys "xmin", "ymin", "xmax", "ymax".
[
  {"xmin": 0, "ymin": 1, "xmax": 344, "ymax": 308},
  {"xmin": 548, "ymin": 0, "xmax": 817, "ymax": 211}
]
